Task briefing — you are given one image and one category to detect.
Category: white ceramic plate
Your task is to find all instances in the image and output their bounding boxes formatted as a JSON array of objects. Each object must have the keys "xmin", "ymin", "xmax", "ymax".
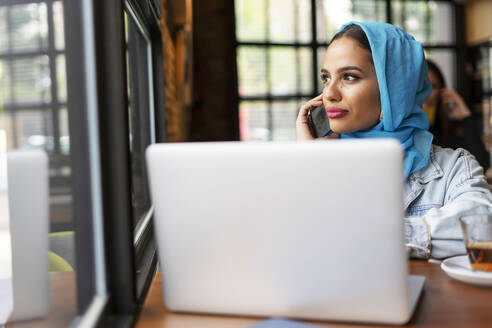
[{"xmin": 441, "ymin": 255, "xmax": 492, "ymax": 287}]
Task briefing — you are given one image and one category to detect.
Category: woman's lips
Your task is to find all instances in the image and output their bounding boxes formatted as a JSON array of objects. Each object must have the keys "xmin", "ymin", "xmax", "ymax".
[{"xmin": 325, "ymin": 107, "xmax": 348, "ymax": 119}]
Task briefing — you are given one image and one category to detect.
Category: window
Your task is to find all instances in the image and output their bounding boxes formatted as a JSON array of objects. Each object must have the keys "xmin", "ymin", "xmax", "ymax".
[
  {"xmin": 0, "ymin": 0, "xmax": 72, "ymax": 232},
  {"xmin": 235, "ymin": 0, "xmax": 460, "ymax": 141},
  {"xmin": 0, "ymin": 0, "xmax": 77, "ymax": 323},
  {"xmin": 469, "ymin": 40, "xmax": 492, "ymax": 140},
  {"xmin": 1, "ymin": 0, "xmax": 164, "ymax": 325},
  {"xmin": 393, "ymin": 1, "xmax": 458, "ymax": 89}
]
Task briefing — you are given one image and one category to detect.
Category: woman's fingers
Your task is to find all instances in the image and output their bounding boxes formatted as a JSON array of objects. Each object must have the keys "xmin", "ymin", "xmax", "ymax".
[
  {"xmin": 440, "ymin": 88, "xmax": 471, "ymax": 120},
  {"xmin": 296, "ymin": 95, "xmax": 323, "ymax": 140},
  {"xmin": 440, "ymin": 88, "xmax": 462, "ymax": 104},
  {"xmin": 297, "ymin": 95, "xmax": 323, "ymax": 124}
]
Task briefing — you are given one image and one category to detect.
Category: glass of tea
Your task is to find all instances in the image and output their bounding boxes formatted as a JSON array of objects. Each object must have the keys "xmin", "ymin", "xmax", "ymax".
[{"xmin": 460, "ymin": 215, "xmax": 492, "ymax": 272}]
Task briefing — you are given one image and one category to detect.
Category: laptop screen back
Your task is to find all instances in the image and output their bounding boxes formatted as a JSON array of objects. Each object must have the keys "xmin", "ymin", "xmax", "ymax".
[{"xmin": 146, "ymin": 140, "xmax": 410, "ymax": 324}]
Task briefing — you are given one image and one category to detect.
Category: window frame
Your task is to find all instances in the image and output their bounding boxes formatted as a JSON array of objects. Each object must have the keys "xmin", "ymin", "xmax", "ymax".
[
  {"xmin": 2, "ymin": 0, "xmax": 162, "ymax": 325},
  {"xmin": 64, "ymin": 0, "xmax": 108, "ymax": 324},
  {"xmin": 124, "ymin": 0, "xmax": 156, "ymax": 249},
  {"xmin": 63, "ymin": 0, "xmax": 164, "ymax": 325}
]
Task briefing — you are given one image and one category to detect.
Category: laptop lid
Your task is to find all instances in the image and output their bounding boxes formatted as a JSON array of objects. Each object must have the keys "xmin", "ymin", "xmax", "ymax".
[{"xmin": 146, "ymin": 139, "xmax": 412, "ymax": 324}]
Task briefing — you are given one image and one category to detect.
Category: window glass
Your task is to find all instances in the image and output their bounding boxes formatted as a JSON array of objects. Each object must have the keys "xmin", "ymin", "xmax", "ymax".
[
  {"xmin": 0, "ymin": 3, "xmax": 48, "ymax": 52},
  {"xmin": 392, "ymin": 1, "xmax": 455, "ymax": 44},
  {"xmin": 271, "ymin": 99, "xmax": 303, "ymax": 141},
  {"xmin": 296, "ymin": 0, "xmax": 312, "ymax": 43},
  {"xmin": 56, "ymin": 55, "xmax": 67, "ymax": 102},
  {"xmin": 0, "ymin": 60, "xmax": 12, "ymax": 103},
  {"xmin": 240, "ymin": 99, "xmax": 306, "ymax": 142},
  {"xmin": 0, "ymin": 0, "xmax": 76, "ymax": 324},
  {"xmin": 59, "ymin": 107, "xmax": 70, "ymax": 155},
  {"xmin": 424, "ymin": 49, "xmax": 457, "ymax": 89},
  {"xmin": 476, "ymin": 47, "xmax": 492, "ymax": 91},
  {"xmin": 235, "ymin": 0, "xmax": 267, "ymax": 42},
  {"xmin": 268, "ymin": 0, "xmax": 296, "ymax": 43},
  {"xmin": 3, "ymin": 109, "xmax": 54, "ymax": 151},
  {"xmin": 316, "ymin": 0, "xmax": 386, "ymax": 43},
  {"xmin": 4, "ymin": 56, "xmax": 51, "ymax": 103},
  {"xmin": 53, "ymin": 1, "xmax": 65, "ymax": 50},
  {"xmin": 269, "ymin": 47, "xmax": 313, "ymax": 96},
  {"xmin": 238, "ymin": 46, "xmax": 313, "ymax": 97},
  {"xmin": 237, "ymin": 46, "xmax": 268, "ymax": 96},
  {"xmin": 298, "ymin": 47, "xmax": 313, "ymax": 94},
  {"xmin": 268, "ymin": 0, "xmax": 312, "ymax": 43},
  {"xmin": 269, "ymin": 47, "xmax": 298, "ymax": 95},
  {"xmin": 0, "ymin": 8, "xmax": 7, "ymax": 51},
  {"xmin": 236, "ymin": 0, "xmax": 312, "ymax": 43},
  {"xmin": 469, "ymin": 45, "xmax": 492, "ymax": 138},
  {"xmin": 239, "ymin": 101, "xmax": 269, "ymax": 141}
]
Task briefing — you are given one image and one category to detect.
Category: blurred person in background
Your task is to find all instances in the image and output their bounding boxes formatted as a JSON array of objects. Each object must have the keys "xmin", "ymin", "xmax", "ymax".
[{"xmin": 423, "ymin": 60, "xmax": 490, "ymax": 171}]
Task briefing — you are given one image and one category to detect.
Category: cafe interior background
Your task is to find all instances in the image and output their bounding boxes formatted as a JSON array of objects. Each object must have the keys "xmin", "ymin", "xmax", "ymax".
[{"xmin": 0, "ymin": 0, "xmax": 491, "ymax": 326}]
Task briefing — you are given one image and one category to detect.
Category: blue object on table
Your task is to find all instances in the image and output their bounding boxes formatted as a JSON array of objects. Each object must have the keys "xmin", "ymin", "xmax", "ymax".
[{"xmin": 248, "ymin": 318, "xmax": 323, "ymax": 328}]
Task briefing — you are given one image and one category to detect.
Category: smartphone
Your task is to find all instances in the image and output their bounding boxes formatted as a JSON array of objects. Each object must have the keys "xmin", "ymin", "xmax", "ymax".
[{"xmin": 307, "ymin": 106, "xmax": 332, "ymax": 138}]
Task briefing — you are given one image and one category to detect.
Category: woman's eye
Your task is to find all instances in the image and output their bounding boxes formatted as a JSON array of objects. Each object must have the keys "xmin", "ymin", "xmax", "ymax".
[
  {"xmin": 321, "ymin": 75, "xmax": 330, "ymax": 83},
  {"xmin": 344, "ymin": 74, "xmax": 360, "ymax": 81}
]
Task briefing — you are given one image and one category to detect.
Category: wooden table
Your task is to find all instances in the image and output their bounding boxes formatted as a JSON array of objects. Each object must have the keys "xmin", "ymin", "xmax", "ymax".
[
  {"xmin": 7, "ymin": 272, "xmax": 77, "ymax": 328},
  {"xmin": 136, "ymin": 261, "xmax": 492, "ymax": 328}
]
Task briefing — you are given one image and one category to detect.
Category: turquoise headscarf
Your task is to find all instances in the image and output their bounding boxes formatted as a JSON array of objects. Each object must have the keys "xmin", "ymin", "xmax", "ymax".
[{"xmin": 338, "ymin": 22, "xmax": 433, "ymax": 179}]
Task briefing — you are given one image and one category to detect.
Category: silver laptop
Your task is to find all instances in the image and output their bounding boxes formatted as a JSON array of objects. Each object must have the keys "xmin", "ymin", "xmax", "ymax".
[{"xmin": 146, "ymin": 139, "xmax": 424, "ymax": 325}]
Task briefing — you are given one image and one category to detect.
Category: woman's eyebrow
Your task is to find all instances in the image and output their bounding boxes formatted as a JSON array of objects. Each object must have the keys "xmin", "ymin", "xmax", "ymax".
[{"xmin": 320, "ymin": 66, "xmax": 364, "ymax": 74}]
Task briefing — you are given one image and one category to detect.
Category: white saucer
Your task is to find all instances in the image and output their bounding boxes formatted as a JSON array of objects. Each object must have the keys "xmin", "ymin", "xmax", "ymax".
[{"xmin": 441, "ymin": 255, "xmax": 492, "ymax": 287}]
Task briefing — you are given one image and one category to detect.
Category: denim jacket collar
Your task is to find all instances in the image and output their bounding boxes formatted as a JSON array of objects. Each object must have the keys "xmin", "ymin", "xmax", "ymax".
[{"xmin": 404, "ymin": 147, "xmax": 444, "ymax": 211}]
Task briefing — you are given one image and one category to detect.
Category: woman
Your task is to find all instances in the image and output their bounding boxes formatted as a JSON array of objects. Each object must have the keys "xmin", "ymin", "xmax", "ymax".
[
  {"xmin": 423, "ymin": 59, "xmax": 490, "ymax": 170},
  {"xmin": 296, "ymin": 22, "xmax": 492, "ymax": 259}
]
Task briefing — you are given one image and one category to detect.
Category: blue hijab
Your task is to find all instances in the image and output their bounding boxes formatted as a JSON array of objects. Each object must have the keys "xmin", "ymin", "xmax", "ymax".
[{"xmin": 338, "ymin": 22, "xmax": 433, "ymax": 179}]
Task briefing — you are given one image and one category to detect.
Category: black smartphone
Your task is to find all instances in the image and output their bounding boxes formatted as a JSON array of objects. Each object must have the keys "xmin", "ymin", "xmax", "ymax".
[{"xmin": 307, "ymin": 106, "xmax": 332, "ymax": 138}]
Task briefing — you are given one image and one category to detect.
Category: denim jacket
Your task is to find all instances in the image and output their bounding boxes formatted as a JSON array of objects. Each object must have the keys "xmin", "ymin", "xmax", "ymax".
[{"xmin": 405, "ymin": 145, "xmax": 492, "ymax": 259}]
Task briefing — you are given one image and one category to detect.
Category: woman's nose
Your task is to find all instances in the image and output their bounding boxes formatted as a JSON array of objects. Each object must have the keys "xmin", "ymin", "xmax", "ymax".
[{"xmin": 323, "ymin": 81, "xmax": 342, "ymax": 102}]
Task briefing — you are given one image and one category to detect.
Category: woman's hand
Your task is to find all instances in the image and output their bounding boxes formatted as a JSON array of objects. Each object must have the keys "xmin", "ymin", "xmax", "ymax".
[
  {"xmin": 296, "ymin": 95, "xmax": 339, "ymax": 140},
  {"xmin": 440, "ymin": 88, "xmax": 471, "ymax": 121},
  {"xmin": 296, "ymin": 95, "xmax": 323, "ymax": 140}
]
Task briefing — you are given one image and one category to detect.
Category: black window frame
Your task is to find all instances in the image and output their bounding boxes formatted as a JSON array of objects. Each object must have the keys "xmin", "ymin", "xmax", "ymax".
[
  {"xmin": 64, "ymin": 0, "xmax": 108, "ymax": 324},
  {"xmin": 93, "ymin": 0, "xmax": 164, "ymax": 325},
  {"xmin": 123, "ymin": 0, "xmax": 156, "ymax": 261},
  {"xmin": 63, "ymin": 0, "xmax": 164, "ymax": 325}
]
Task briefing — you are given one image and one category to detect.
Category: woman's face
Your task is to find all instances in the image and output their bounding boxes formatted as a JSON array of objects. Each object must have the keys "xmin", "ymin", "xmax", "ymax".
[
  {"xmin": 321, "ymin": 37, "xmax": 381, "ymax": 133},
  {"xmin": 423, "ymin": 70, "xmax": 441, "ymax": 109}
]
